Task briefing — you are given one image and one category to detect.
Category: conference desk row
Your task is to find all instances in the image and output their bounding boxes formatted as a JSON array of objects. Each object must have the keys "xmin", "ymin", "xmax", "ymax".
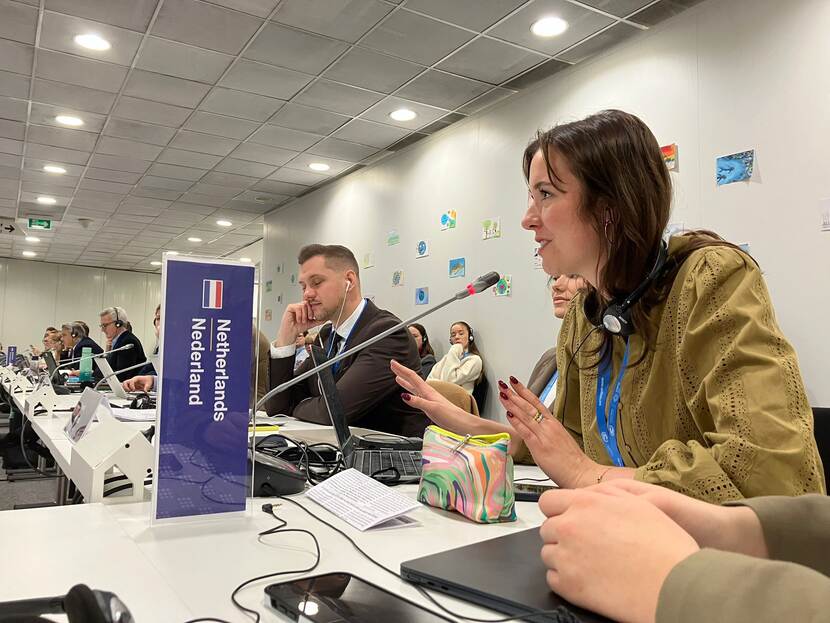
[{"xmin": 0, "ymin": 374, "xmax": 553, "ymax": 623}]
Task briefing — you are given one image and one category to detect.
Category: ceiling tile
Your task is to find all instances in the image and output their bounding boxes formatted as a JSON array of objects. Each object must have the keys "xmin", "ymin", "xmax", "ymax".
[
  {"xmin": 73, "ymin": 189, "xmax": 124, "ymax": 208},
  {"xmin": 104, "ymin": 118, "xmax": 177, "ymax": 146},
  {"xmin": 0, "ymin": 70, "xmax": 30, "ymax": 99},
  {"xmin": 26, "ymin": 143, "xmax": 90, "ymax": 165},
  {"xmin": 168, "ymin": 131, "xmax": 240, "ymax": 156},
  {"xmin": 28, "ymin": 124, "xmax": 98, "ymax": 152},
  {"xmin": 157, "ymin": 148, "xmax": 224, "ymax": 169},
  {"xmin": 362, "ymin": 10, "xmax": 475, "ymax": 66},
  {"xmin": 395, "ymin": 70, "xmax": 490, "ymax": 109},
  {"xmin": 136, "ymin": 37, "xmax": 235, "ymax": 83},
  {"xmin": 323, "ymin": 47, "xmax": 423, "ymax": 94},
  {"xmin": 0, "ymin": 118, "xmax": 24, "ymax": 141},
  {"xmin": 199, "ymin": 87, "xmax": 283, "ymax": 122},
  {"xmin": 130, "ymin": 186, "xmax": 183, "ymax": 200},
  {"xmin": 98, "ymin": 136, "xmax": 164, "ymax": 160},
  {"xmin": 0, "ymin": 137, "xmax": 23, "ymax": 156},
  {"xmin": 201, "ymin": 171, "xmax": 259, "ymax": 188},
  {"xmin": 178, "ymin": 191, "xmax": 227, "ymax": 207},
  {"xmin": 152, "ymin": 0, "xmax": 263, "ymax": 55},
  {"xmin": 404, "ymin": 0, "xmax": 526, "ymax": 31},
  {"xmin": 283, "ymin": 153, "xmax": 354, "ymax": 175},
  {"xmin": 251, "ymin": 179, "xmax": 306, "ymax": 195},
  {"xmin": 230, "ymin": 143, "xmax": 297, "ymax": 166},
  {"xmin": 249, "ymin": 124, "xmax": 323, "ymax": 151},
  {"xmin": 123, "ymin": 70, "xmax": 212, "ymax": 108},
  {"xmin": 219, "ymin": 60, "xmax": 313, "ymax": 100},
  {"xmin": 24, "ymin": 157, "xmax": 84, "ymax": 176},
  {"xmin": 456, "ymin": 86, "xmax": 514, "ymax": 114},
  {"xmin": 580, "ymin": 0, "xmax": 655, "ymax": 18},
  {"xmin": 120, "ymin": 196, "xmax": 173, "ymax": 213},
  {"xmin": 36, "ymin": 50, "xmax": 129, "ymax": 93},
  {"xmin": 215, "ymin": 158, "xmax": 276, "ymax": 177},
  {"xmin": 360, "ymin": 96, "xmax": 447, "ymax": 129},
  {"xmin": 183, "ymin": 111, "xmax": 260, "ymax": 139},
  {"xmin": 331, "ymin": 118, "xmax": 409, "ymax": 148},
  {"xmin": 0, "ymin": 0, "xmax": 37, "ymax": 44},
  {"xmin": 32, "ymin": 79, "xmax": 116, "ymax": 115},
  {"xmin": 272, "ymin": 0, "xmax": 392, "ymax": 44},
  {"xmin": 112, "ymin": 96, "xmax": 192, "ymax": 127},
  {"xmin": 557, "ymin": 22, "xmax": 640, "ymax": 64},
  {"xmin": 294, "ymin": 80, "xmax": 383, "ymax": 116},
  {"xmin": 0, "ymin": 38, "xmax": 33, "ymax": 76},
  {"xmin": 489, "ymin": 0, "xmax": 616, "ymax": 56},
  {"xmin": 628, "ymin": 0, "xmax": 706, "ymax": 26},
  {"xmin": 44, "ymin": 0, "xmax": 158, "ymax": 32},
  {"xmin": 501, "ymin": 58, "xmax": 569, "ymax": 89},
  {"xmin": 137, "ymin": 176, "xmax": 194, "ymax": 191},
  {"xmin": 85, "ymin": 168, "xmax": 142, "ymax": 184},
  {"xmin": 88, "ymin": 153, "xmax": 151, "ymax": 174},
  {"xmin": 146, "ymin": 162, "xmax": 207, "ymax": 181},
  {"xmin": 437, "ymin": 38, "xmax": 546, "ymax": 85},
  {"xmin": 189, "ymin": 182, "xmax": 239, "ymax": 198},
  {"xmin": 203, "ymin": 0, "xmax": 280, "ymax": 18},
  {"xmin": 22, "ymin": 169, "xmax": 79, "ymax": 188},
  {"xmin": 268, "ymin": 103, "xmax": 349, "ymax": 134},
  {"xmin": 307, "ymin": 138, "xmax": 376, "ymax": 161},
  {"xmin": 39, "ymin": 11, "xmax": 142, "ymax": 66},
  {"xmin": 79, "ymin": 178, "xmax": 134, "ymax": 194},
  {"xmin": 244, "ymin": 22, "xmax": 349, "ymax": 75},
  {"xmin": 29, "ymin": 102, "xmax": 107, "ymax": 133}
]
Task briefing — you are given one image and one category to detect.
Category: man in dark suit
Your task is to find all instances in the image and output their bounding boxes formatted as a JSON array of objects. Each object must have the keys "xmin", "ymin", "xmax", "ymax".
[
  {"xmin": 99, "ymin": 306, "xmax": 146, "ymax": 382},
  {"xmin": 61, "ymin": 322, "xmax": 104, "ymax": 360},
  {"xmin": 266, "ymin": 244, "xmax": 428, "ymax": 438}
]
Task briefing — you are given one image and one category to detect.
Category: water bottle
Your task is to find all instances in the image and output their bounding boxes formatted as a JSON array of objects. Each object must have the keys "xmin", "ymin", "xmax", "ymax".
[{"xmin": 79, "ymin": 347, "xmax": 93, "ymax": 382}]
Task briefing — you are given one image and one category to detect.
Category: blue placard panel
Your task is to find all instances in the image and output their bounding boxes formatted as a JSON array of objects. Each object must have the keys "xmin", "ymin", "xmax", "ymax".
[
  {"xmin": 6, "ymin": 346, "xmax": 16, "ymax": 365},
  {"xmin": 154, "ymin": 258, "xmax": 255, "ymax": 520}
]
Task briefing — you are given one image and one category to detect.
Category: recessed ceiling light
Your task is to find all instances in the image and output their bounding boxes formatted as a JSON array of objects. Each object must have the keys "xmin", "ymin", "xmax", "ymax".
[
  {"xmin": 308, "ymin": 162, "xmax": 330, "ymax": 172},
  {"xmin": 531, "ymin": 16, "xmax": 568, "ymax": 37},
  {"xmin": 55, "ymin": 115, "xmax": 84, "ymax": 127},
  {"xmin": 216, "ymin": 219, "xmax": 232, "ymax": 227},
  {"xmin": 389, "ymin": 108, "xmax": 417, "ymax": 122},
  {"xmin": 25, "ymin": 236, "xmax": 40, "ymax": 243},
  {"xmin": 36, "ymin": 196, "xmax": 57, "ymax": 205},
  {"xmin": 74, "ymin": 33, "xmax": 111, "ymax": 51},
  {"xmin": 150, "ymin": 260, "xmax": 162, "ymax": 266},
  {"xmin": 239, "ymin": 257, "xmax": 252, "ymax": 263},
  {"xmin": 43, "ymin": 165, "xmax": 66, "ymax": 174},
  {"xmin": 187, "ymin": 237, "xmax": 203, "ymax": 242},
  {"xmin": 22, "ymin": 251, "xmax": 37, "ymax": 258}
]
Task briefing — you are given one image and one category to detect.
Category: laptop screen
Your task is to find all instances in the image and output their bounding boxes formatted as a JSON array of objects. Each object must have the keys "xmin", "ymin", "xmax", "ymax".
[{"xmin": 307, "ymin": 344, "xmax": 351, "ymax": 449}]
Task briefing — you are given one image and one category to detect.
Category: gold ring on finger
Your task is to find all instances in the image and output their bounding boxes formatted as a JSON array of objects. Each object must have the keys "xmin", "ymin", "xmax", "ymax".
[{"xmin": 533, "ymin": 410, "xmax": 544, "ymax": 423}]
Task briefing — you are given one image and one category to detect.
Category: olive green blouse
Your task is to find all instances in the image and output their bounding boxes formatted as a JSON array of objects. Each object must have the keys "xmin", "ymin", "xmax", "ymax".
[{"xmin": 552, "ymin": 236, "xmax": 825, "ymax": 502}]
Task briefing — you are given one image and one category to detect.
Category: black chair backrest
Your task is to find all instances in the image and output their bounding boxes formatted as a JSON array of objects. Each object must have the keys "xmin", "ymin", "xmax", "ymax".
[
  {"xmin": 472, "ymin": 374, "xmax": 489, "ymax": 415},
  {"xmin": 812, "ymin": 407, "xmax": 830, "ymax": 490}
]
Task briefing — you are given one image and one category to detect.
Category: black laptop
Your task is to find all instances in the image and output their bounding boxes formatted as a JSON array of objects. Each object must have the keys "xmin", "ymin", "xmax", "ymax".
[
  {"xmin": 401, "ymin": 528, "xmax": 610, "ymax": 623},
  {"xmin": 309, "ymin": 345, "xmax": 423, "ymax": 484}
]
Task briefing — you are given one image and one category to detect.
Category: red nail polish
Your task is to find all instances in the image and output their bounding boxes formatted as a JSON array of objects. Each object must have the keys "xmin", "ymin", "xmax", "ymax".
[
  {"xmin": 499, "ymin": 391, "xmax": 509, "ymax": 400},
  {"xmin": 509, "ymin": 376, "xmax": 519, "ymax": 385},
  {"xmin": 401, "ymin": 393, "xmax": 412, "ymax": 402},
  {"xmin": 498, "ymin": 379, "xmax": 508, "ymax": 390}
]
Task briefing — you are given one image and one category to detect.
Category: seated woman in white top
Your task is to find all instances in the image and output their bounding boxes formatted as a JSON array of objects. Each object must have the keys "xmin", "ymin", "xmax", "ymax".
[{"xmin": 427, "ymin": 321, "xmax": 483, "ymax": 394}]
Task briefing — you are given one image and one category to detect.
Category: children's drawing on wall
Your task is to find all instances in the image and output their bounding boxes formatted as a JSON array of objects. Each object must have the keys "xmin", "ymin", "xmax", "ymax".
[
  {"xmin": 387, "ymin": 229, "xmax": 400, "ymax": 246},
  {"xmin": 361, "ymin": 252, "xmax": 374, "ymax": 268},
  {"xmin": 441, "ymin": 210, "xmax": 457, "ymax": 230},
  {"xmin": 264, "ymin": 309, "xmax": 272, "ymax": 321},
  {"xmin": 415, "ymin": 287, "xmax": 429, "ymax": 305},
  {"xmin": 416, "ymin": 239, "xmax": 430, "ymax": 258},
  {"xmin": 661, "ymin": 144, "xmax": 678, "ymax": 171},
  {"xmin": 275, "ymin": 262, "xmax": 284, "ymax": 274},
  {"xmin": 448, "ymin": 257, "xmax": 465, "ymax": 278},
  {"xmin": 494, "ymin": 275, "xmax": 512, "ymax": 297},
  {"xmin": 289, "ymin": 273, "xmax": 296, "ymax": 285},
  {"xmin": 533, "ymin": 248, "xmax": 543, "ymax": 270},
  {"xmin": 392, "ymin": 270, "xmax": 404, "ymax": 286},
  {"xmin": 716, "ymin": 150, "xmax": 754, "ymax": 185},
  {"xmin": 265, "ymin": 280, "xmax": 272, "ymax": 292},
  {"xmin": 482, "ymin": 217, "xmax": 501, "ymax": 240},
  {"xmin": 819, "ymin": 198, "xmax": 830, "ymax": 232}
]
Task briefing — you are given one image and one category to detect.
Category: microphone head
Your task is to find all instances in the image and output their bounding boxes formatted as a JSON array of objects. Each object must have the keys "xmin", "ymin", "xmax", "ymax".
[
  {"xmin": 122, "ymin": 343, "xmax": 134, "ymax": 351},
  {"xmin": 472, "ymin": 271, "xmax": 500, "ymax": 293}
]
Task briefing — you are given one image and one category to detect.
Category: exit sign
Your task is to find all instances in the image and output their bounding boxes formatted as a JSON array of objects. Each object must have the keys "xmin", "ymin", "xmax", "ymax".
[{"xmin": 28, "ymin": 218, "xmax": 52, "ymax": 230}]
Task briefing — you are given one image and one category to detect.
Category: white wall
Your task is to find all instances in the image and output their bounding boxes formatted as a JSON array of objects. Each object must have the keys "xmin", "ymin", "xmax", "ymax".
[
  {"xmin": 0, "ymin": 257, "xmax": 161, "ymax": 356},
  {"xmin": 261, "ymin": 0, "xmax": 830, "ymax": 417}
]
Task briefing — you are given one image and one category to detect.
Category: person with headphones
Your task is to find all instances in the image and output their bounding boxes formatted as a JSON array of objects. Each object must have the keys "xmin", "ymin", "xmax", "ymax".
[
  {"xmin": 394, "ymin": 110, "xmax": 823, "ymax": 502},
  {"xmin": 426, "ymin": 321, "xmax": 483, "ymax": 394},
  {"xmin": 61, "ymin": 321, "xmax": 103, "ymax": 361},
  {"xmin": 266, "ymin": 244, "xmax": 428, "ymax": 437},
  {"xmin": 99, "ymin": 306, "xmax": 146, "ymax": 382},
  {"xmin": 407, "ymin": 323, "xmax": 436, "ymax": 380}
]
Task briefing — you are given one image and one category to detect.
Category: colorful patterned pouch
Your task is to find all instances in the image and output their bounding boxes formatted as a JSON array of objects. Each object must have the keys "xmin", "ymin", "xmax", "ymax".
[{"xmin": 417, "ymin": 425, "xmax": 516, "ymax": 523}]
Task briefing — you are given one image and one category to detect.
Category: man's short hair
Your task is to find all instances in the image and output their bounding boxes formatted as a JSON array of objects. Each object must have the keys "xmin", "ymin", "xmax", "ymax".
[
  {"xmin": 62, "ymin": 322, "xmax": 87, "ymax": 337},
  {"xmin": 100, "ymin": 306, "xmax": 129, "ymax": 325},
  {"xmin": 297, "ymin": 244, "xmax": 359, "ymax": 278}
]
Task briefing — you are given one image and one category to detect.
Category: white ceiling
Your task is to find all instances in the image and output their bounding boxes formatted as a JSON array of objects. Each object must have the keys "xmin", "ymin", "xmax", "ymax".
[{"xmin": 0, "ymin": 0, "xmax": 701, "ymax": 272}]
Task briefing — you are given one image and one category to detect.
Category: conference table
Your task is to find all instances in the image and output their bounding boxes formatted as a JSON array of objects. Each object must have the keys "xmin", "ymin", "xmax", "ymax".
[{"xmin": 0, "ymin": 370, "xmax": 556, "ymax": 622}]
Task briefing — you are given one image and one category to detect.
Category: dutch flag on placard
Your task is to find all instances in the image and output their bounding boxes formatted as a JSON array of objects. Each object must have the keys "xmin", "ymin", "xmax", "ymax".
[{"xmin": 202, "ymin": 279, "xmax": 223, "ymax": 309}]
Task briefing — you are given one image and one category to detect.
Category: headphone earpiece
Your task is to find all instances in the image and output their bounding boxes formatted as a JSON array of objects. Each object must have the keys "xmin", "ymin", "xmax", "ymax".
[
  {"xmin": 113, "ymin": 308, "xmax": 123, "ymax": 328},
  {"xmin": 344, "ymin": 281, "xmax": 351, "ymax": 293}
]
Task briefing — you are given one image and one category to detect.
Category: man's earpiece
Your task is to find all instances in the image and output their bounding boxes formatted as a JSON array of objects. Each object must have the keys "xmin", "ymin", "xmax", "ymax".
[{"xmin": 344, "ymin": 280, "xmax": 351, "ymax": 293}]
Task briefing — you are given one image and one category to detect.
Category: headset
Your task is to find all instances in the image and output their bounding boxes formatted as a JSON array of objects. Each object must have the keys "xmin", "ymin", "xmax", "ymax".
[
  {"xmin": 599, "ymin": 239, "xmax": 670, "ymax": 337},
  {"xmin": 0, "ymin": 584, "xmax": 133, "ymax": 622},
  {"xmin": 449, "ymin": 321, "xmax": 475, "ymax": 345},
  {"xmin": 112, "ymin": 307, "xmax": 124, "ymax": 328}
]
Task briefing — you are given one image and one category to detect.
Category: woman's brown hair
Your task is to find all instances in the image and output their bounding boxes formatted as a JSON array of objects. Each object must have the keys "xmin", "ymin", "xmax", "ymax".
[{"xmin": 523, "ymin": 110, "xmax": 749, "ymax": 361}]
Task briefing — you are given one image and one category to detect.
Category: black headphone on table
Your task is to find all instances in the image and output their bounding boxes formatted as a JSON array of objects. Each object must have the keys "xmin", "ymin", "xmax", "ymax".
[
  {"xmin": 0, "ymin": 584, "xmax": 133, "ymax": 622},
  {"xmin": 599, "ymin": 240, "xmax": 670, "ymax": 337}
]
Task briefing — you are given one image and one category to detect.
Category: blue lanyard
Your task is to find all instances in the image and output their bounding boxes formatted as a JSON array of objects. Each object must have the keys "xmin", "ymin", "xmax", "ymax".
[
  {"xmin": 539, "ymin": 369, "xmax": 559, "ymax": 405},
  {"xmin": 595, "ymin": 341, "xmax": 630, "ymax": 467}
]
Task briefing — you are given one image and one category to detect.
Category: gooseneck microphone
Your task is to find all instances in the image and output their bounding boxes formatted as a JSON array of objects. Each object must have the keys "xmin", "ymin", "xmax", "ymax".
[
  {"xmin": 0, "ymin": 584, "xmax": 134, "ymax": 623},
  {"xmin": 49, "ymin": 343, "xmax": 134, "ymax": 383},
  {"xmin": 255, "ymin": 271, "xmax": 501, "ymax": 411}
]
